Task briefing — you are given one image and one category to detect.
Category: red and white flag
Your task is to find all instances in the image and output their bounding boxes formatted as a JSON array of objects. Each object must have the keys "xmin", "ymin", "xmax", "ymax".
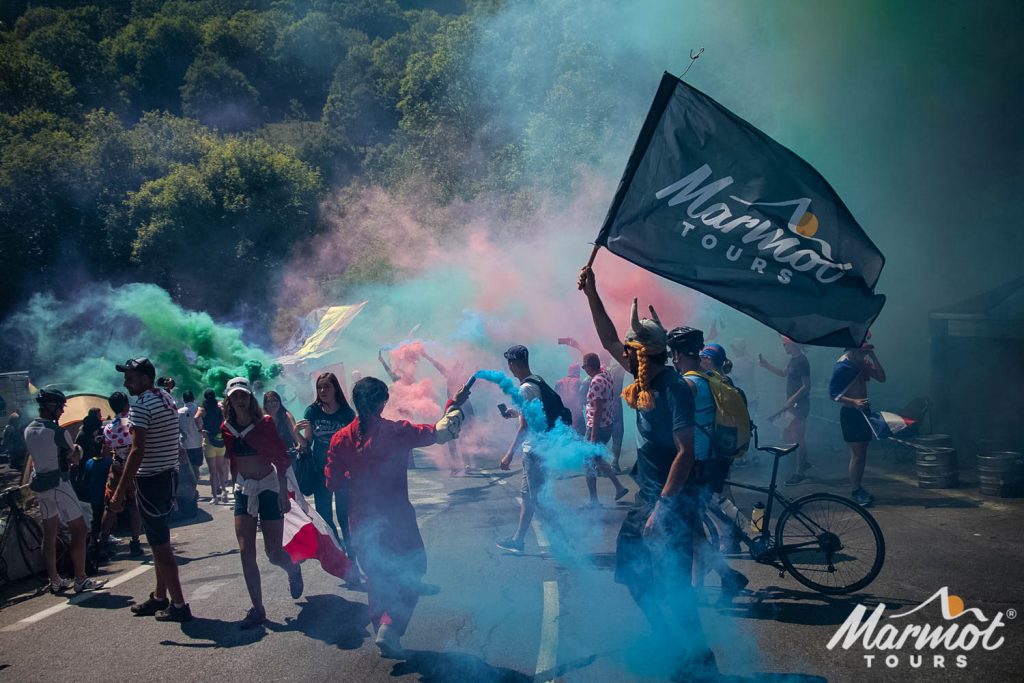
[{"xmin": 283, "ymin": 469, "xmax": 351, "ymax": 579}]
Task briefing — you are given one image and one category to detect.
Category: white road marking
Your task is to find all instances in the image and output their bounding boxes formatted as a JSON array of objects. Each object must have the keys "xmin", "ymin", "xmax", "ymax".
[
  {"xmin": 0, "ymin": 563, "xmax": 153, "ymax": 632},
  {"xmin": 190, "ymin": 578, "xmax": 229, "ymax": 602},
  {"xmin": 535, "ymin": 580, "xmax": 560, "ymax": 682},
  {"xmin": 531, "ymin": 519, "xmax": 551, "ymax": 551},
  {"xmin": 880, "ymin": 471, "xmax": 1011, "ymax": 512}
]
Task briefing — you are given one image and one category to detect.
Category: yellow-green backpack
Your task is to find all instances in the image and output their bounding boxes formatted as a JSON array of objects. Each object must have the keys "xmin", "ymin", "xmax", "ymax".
[{"xmin": 684, "ymin": 370, "xmax": 752, "ymax": 458}]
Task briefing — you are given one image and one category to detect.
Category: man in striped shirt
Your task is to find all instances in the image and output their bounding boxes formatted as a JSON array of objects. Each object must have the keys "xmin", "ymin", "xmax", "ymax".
[{"xmin": 109, "ymin": 358, "xmax": 192, "ymax": 622}]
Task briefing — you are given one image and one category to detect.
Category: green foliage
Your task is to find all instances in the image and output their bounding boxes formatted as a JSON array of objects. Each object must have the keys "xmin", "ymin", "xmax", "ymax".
[
  {"xmin": 125, "ymin": 136, "xmax": 322, "ymax": 308},
  {"xmin": 0, "ymin": 0, "xmax": 624, "ymax": 322},
  {"xmin": 0, "ymin": 42, "xmax": 76, "ymax": 115},
  {"xmin": 181, "ymin": 51, "xmax": 263, "ymax": 130},
  {"xmin": 22, "ymin": 13, "xmax": 117, "ymax": 109}
]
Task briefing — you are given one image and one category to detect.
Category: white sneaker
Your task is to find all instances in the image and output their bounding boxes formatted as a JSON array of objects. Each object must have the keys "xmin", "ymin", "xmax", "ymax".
[
  {"xmin": 48, "ymin": 577, "xmax": 74, "ymax": 594},
  {"xmin": 375, "ymin": 623, "xmax": 406, "ymax": 659}
]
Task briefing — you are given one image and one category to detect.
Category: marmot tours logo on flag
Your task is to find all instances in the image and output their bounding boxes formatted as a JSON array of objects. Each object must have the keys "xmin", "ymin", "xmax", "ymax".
[
  {"xmin": 827, "ymin": 587, "xmax": 1013, "ymax": 670},
  {"xmin": 655, "ymin": 164, "xmax": 854, "ymax": 286}
]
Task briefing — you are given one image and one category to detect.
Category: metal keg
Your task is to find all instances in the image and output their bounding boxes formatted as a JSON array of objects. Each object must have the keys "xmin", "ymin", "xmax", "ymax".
[
  {"xmin": 916, "ymin": 447, "xmax": 958, "ymax": 489},
  {"xmin": 977, "ymin": 451, "xmax": 1024, "ymax": 497}
]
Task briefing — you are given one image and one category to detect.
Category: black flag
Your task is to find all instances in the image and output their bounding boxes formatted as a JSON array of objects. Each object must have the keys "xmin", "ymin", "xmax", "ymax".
[{"xmin": 597, "ymin": 72, "xmax": 885, "ymax": 347}]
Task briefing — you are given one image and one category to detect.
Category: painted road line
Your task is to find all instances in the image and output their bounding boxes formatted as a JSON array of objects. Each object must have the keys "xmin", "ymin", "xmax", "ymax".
[
  {"xmin": 536, "ymin": 580, "xmax": 560, "ymax": 682},
  {"xmin": 0, "ymin": 564, "xmax": 153, "ymax": 632},
  {"xmin": 531, "ymin": 518, "xmax": 551, "ymax": 551},
  {"xmin": 189, "ymin": 578, "xmax": 230, "ymax": 602},
  {"xmin": 880, "ymin": 471, "xmax": 1011, "ymax": 512}
]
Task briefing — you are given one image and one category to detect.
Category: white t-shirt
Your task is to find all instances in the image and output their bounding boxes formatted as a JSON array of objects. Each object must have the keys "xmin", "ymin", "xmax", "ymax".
[
  {"xmin": 129, "ymin": 389, "xmax": 180, "ymax": 475},
  {"xmin": 518, "ymin": 376, "xmax": 543, "ymax": 455},
  {"xmin": 177, "ymin": 402, "xmax": 203, "ymax": 450}
]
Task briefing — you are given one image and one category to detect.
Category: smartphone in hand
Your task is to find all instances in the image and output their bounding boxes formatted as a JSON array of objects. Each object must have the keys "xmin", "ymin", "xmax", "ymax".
[{"xmin": 497, "ymin": 403, "xmax": 510, "ymax": 418}]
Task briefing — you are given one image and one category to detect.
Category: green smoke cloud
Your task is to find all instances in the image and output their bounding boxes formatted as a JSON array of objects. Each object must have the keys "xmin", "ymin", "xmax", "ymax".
[{"xmin": 2, "ymin": 282, "xmax": 279, "ymax": 396}]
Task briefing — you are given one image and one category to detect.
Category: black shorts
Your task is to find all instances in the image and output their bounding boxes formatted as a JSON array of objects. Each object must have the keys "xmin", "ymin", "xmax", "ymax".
[
  {"xmin": 615, "ymin": 487, "xmax": 699, "ymax": 590},
  {"xmin": 696, "ymin": 458, "xmax": 732, "ymax": 495},
  {"xmin": 135, "ymin": 469, "xmax": 177, "ymax": 546},
  {"xmin": 234, "ymin": 489, "xmax": 284, "ymax": 521},
  {"xmin": 588, "ymin": 425, "xmax": 613, "ymax": 445},
  {"xmin": 186, "ymin": 448, "xmax": 204, "ymax": 468},
  {"xmin": 840, "ymin": 406, "xmax": 874, "ymax": 443}
]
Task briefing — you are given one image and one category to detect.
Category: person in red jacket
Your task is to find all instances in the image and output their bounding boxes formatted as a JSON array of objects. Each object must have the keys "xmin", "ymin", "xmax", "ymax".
[
  {"xmin": 326, "ymin": 376, "xmax": 466, "ymax": 659},
  {"xmin": 222, "ymin": 377, "xmax": 303, "ymax": 629}
]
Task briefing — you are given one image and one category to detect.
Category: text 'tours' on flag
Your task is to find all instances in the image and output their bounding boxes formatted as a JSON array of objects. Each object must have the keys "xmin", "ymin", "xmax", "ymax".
[{"xmin": 597, "ymin": 72, "xmax": 885, "ymax": 347}]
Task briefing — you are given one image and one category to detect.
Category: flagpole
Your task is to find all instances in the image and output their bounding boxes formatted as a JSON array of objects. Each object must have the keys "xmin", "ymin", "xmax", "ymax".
[{"xmin": 578, "ymin": 243, "xmax": 601, "ymax": 290}]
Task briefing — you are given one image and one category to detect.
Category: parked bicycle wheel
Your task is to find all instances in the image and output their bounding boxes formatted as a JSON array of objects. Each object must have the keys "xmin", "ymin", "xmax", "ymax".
[
  {"xmin": 701, "ymin": 512, "xmax": 720, "ymax": 552},
  {"xmin": 16, "ymin": 514, "xmax": 44, "ymax": 577},
  {"xmin": 775, "ymin": 493, "xmax": 885, "ymax": 595}
]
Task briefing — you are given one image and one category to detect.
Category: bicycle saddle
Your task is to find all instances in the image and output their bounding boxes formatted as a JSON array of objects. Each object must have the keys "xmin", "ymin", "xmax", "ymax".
[{"xmin": 760, "ymin": 443, "xmax": 799, "ymax": 457}]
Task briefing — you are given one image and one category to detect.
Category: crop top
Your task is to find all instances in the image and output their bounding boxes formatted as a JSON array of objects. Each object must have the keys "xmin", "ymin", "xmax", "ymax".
[{"xmin": 221, "ymin": 416, "xmax": 290, "ymax": 478}]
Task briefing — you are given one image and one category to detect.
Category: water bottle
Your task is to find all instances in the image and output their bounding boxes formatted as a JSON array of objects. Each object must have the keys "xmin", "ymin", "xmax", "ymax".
[
  {"xmin": 712, "ymin": 493, "xmax": 745, "ymax": 530},
  {"xmin": 751, "ymin": 501, "xmax": 765, "ymax": 535}
]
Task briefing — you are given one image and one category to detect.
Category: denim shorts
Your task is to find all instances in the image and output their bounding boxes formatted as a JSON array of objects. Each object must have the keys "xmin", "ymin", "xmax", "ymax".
[{"xmin": 234, "ymin": 488, "xmax": 283, "ymax": 521}]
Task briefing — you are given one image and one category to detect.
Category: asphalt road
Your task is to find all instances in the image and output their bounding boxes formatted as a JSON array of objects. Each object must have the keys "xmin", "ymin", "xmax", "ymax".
[{"xmin": 1, "ymin": 441, "xmax": 1022, "ymax": 683}]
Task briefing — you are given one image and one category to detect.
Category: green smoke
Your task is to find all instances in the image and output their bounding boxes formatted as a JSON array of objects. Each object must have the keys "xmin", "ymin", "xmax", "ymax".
[{"xmin": 2, "ymin": 282, "xmax": 279, "ymax": 396}]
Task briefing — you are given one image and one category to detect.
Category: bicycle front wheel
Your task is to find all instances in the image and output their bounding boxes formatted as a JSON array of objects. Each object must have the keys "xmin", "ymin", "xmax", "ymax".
[{"xmin": 775, "ymin": 493, "xmax": 885, "ymax": 595}]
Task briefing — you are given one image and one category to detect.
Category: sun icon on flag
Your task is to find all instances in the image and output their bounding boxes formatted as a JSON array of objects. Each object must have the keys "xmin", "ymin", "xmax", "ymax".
[{"xmin": 795, "ymin": 211, "xmax": 819, "ymax": 237}]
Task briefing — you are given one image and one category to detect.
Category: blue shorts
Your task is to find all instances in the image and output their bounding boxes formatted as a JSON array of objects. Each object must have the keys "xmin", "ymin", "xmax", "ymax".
[{"xmin": 233, "ymin": 488, "xmax": 284, "ymax": 521}]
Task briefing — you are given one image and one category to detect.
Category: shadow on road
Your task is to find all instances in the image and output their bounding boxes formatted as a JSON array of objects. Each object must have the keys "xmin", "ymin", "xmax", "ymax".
[
  {"xmin": 391, "ymin": 650, "xmax": 533, "ymax": 682},
  {"xmin": 169, "ymin": 508, "xmax": 214, "ymax": 529},
  {"xmin": 177, "ymin": 548, "xmax": 239, "ymax": 566},
  {"xmin": 74, "ymin": 592, "xmax": 135, "ymax": 610},
  {"xmin": 281, "ymin": 593, "xmax": 370, "ymax": 650},
  {"xmin": 715, "ymin": 585, "xmax": 908, "ymax": 626},
  {"xmin": 445, "ymin": 473, "xmax": 520, "ymax": 508},
  {"xmin": 160, "ymin": 616, "xmax": 268, "ymax": 649}
]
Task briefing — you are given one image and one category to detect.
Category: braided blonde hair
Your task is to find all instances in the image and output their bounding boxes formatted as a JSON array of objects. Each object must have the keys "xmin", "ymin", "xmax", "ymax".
[{"xmin": 621, "ymin": 341, "xmax": 658, "ymax": 412}]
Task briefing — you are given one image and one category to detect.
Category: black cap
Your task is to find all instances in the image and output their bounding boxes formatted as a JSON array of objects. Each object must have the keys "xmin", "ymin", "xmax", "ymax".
[
  {"xmin": 35, "ymin": 388, "xmax": 67, "ymax": 405},
  {"xmin": 503, "ymin": 345, "xmax": 529, "ymax": 362},
  {"xmin": 116, "ymin": 357, "xmax": 156, "ymax": 380},
  {"xmin": 666, "ymin": 326, "xmax": 705, "ymax": 356}
]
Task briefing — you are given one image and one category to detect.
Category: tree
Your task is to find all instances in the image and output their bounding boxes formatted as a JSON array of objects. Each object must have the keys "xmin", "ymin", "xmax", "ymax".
[
  {"xmin": 0, "ymin": 110, "xmax": 86, "ymax": 310},
  {"xmin": 103, "ymin": 13, "xmax": 202, "ymax": 114},
  {"xmin": 273, "ymin": 11, "xmax": 350, "ymax": 114},
  {"xmin": 22, "ymin": 13, "xmax": 117, "ymax": 109},
  {"xmin": 125, "ymin": 137, "xmax": 323, "ymax": 312},
  {"xmin": 181, "ymin": 51, "xmax": 263, "ymax": 131},
  {"xmin": 0, "ymin": 42, "xmax": 76, "ymax": 115}
]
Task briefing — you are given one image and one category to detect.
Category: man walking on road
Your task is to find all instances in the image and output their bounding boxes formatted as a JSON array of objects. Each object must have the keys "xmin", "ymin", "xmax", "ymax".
[
  {"xmin": 110, "ymin": 358, "xmax": 192, "ymax": 622},
  {"xmin": 496, "ymin": 345, "xmax": 566, "ymax": 554},
  {"xmin": 579, "ymin": 266, "xmax": 716, "ymax": 679}
]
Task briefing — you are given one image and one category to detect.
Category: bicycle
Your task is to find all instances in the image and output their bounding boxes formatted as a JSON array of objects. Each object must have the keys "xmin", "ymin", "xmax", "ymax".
[
  {"xmin": 0, "ymin": 485, "xmax": 44, "ymax": 587},
  {"xmin": 703, "ymin": 430, "xmax": 885, "ymax": 595}
]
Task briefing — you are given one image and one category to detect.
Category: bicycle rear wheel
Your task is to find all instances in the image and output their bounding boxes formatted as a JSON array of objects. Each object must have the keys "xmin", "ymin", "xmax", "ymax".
[
  {"xmin": 17, "ymin": 513, "xmax": 44, "ymax": 576},
  {"xmin": 775, "ymin": 493, "xmax": 884, "ymax": 595}
]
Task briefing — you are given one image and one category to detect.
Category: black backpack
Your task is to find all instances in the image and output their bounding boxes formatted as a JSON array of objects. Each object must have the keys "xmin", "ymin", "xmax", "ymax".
[{"xmin": 521, "ymin": 377, "xmax": 573, "ymax": 431}]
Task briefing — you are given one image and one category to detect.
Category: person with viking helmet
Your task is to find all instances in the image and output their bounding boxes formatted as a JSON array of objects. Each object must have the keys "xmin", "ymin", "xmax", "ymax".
[{"xmin": 578, "ymin": 265, "xmax": 716, "ymax": 679}]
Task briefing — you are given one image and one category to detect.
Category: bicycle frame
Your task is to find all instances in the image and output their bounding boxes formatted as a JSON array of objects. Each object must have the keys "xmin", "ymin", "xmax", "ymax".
[
  {"xmin": 708, "ymin": 429, "xmax": 800, "ymax": 567},
  {"xmin": 719, "ymin": 455, "xmax": 795, "ymax": 564}
]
